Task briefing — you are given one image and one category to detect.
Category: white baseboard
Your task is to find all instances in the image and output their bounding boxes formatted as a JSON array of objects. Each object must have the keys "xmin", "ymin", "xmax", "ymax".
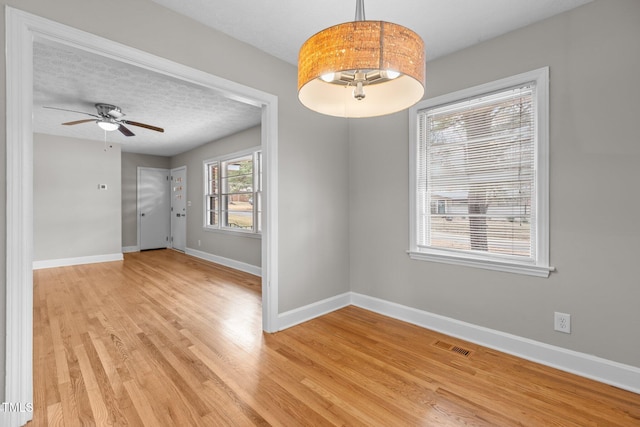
[
  {"xmin": 185, "ymin": 247, "xmax": 262, "ymax": 276},
  {"xmin": 33, "ymin": 253, "xmax": 124, "ymax": 270},
  {"xmin": 122, "ymin": 246, "xmax": 139, "ymax": 253},
  {"xmin": 276, "ymin": 291, "xmax": 640, "ymax": 395},
  {"xmin": 278, "ymin": 292, "xmax": 352, "ymax": 330}
]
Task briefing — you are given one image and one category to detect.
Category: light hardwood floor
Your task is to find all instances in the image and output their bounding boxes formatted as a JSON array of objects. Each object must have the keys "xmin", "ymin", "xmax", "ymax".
[{"xmin": 32, "ymin": 250, "xmax": 639, "ymax": 426}]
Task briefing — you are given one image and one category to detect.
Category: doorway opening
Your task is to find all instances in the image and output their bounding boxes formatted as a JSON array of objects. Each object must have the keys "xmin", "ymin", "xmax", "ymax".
[{"xmin": 5, "ymin": 7, "xmax": 279, "ymax": 422}]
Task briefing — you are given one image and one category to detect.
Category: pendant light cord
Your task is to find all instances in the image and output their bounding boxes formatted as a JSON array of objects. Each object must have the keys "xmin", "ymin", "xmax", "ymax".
[{"xmin": 355, "ymin": 0, "xmax": 366, "ymax": 21}]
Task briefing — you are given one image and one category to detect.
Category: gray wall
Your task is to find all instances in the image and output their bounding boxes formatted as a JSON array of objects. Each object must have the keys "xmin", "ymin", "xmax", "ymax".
[
  {"xmin": 121, "ymin": 152, "xmax": 171, "ymax": 248},
  {"xmin": 349, "ymin": 0, "xmax": 640, "ymax": 367},
  {"xmin": 34, "ymin": 134, "xmax": 122, "ymax": 261},
  {"xmin": 171, "ymin": 126, "xmax": 262, "ymax": 268},
  {"xmin": 0, "ymin": 0, "xmax": 350, "ymax": 397}
]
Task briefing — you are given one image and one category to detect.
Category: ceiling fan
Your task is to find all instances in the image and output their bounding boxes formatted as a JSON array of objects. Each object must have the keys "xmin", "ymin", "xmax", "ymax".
[{"xmin": 43, "ymin": 103, "xmax": 164, "ymax": 137}]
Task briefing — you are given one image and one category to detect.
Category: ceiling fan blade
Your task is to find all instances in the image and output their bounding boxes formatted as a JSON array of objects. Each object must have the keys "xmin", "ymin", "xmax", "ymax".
[
  {"xmin": 118, "ymin": 124, "xmax": 135, "ymax": 137},
  {"xmin": 62, "ymin": 119, "xmax": 96, "ymax": 126},
  {"xmin": 43, "ymin": 106, "xmax": 99, "ymax": 118},
  {"xmin": 122, "ymin": 120, "xmax": 164, "ymax": 133}
]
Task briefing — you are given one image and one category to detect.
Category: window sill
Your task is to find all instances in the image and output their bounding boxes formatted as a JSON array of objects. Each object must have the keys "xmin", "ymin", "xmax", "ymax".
[
  {"xmin": 203, "ymin": 227, "xmax": 262, "ymax": 239},
  {"xmin": 407, "ymin": 250, "xmax": 554, "ymax": 278}
]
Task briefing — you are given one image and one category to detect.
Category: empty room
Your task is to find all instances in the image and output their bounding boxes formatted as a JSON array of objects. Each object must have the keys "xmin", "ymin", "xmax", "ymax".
[{"xmin": 2, "ymin": 0, "xmax": 639, "ymax": 425}]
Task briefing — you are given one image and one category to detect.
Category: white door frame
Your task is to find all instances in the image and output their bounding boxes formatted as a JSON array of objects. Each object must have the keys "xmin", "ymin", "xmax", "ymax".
[
  {"xmin": 170, "ymin": 165, "xmax": 187, "ymax": 252},
  {"xmin": 5, "ymin": 8, "xmax": 279, "ymax": 425}
]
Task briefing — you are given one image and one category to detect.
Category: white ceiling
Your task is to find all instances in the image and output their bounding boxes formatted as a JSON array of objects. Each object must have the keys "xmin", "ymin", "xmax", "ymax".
[
  {"xmin": 150, "ymin": 0, "xmax": 592, "ymax": 65},
  {"xmin": 33, "ymin": 0, "xmax": 592, "ymax": 156}
]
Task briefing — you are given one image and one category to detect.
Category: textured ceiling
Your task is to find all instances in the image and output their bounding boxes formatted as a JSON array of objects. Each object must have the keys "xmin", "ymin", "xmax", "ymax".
[
  {"xmin": 33, "ymin": 39, "xmax": 262, "ymax": 157},
  {"xmin": 33, "ymin": 0, "xmax": 592, "ymax": 156},
  {"xmin": 150, "ymin": 0, "xmax": 593, "ymax": 65}
]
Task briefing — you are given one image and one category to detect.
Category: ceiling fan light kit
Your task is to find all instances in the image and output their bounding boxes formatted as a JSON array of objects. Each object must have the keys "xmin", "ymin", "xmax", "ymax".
[
  {"xmin": 97, "ymin": 120, "xmax": 119, "ymax": 132},
  {"xmin": 297, "ymin": 0, "xmax": 425, "ymax": 118}
]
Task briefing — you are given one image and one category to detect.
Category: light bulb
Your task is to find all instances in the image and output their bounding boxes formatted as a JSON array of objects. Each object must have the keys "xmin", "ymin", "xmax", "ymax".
[
  {"xmin": 385, "ymin": 70, "xmax": 400, "ymax": 79},
  {"xmin": 320, "ymin": 72, "xmax": 336, "ymax": 82}
]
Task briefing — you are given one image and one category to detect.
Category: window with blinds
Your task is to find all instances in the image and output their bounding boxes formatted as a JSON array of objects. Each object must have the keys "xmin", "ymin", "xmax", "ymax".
[{"xmin": 409, "ymin": 68, "xmax": 551, "ymax": 276}]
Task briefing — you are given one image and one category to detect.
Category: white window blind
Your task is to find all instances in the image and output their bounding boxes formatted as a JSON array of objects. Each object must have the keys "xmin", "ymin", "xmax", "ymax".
[
  {"xmin": 205, "ymin": 161, "xmax": 219, "ymax": 226},
  {"xmin": 417, "ymin": 84, "xmax": 536, "ymax": 261}
]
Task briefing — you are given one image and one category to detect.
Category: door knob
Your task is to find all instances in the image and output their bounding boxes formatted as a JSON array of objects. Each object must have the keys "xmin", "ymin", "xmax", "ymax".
[{"xmin": 141, "ymin": 213, "xmax": 146, "ymax": 217}]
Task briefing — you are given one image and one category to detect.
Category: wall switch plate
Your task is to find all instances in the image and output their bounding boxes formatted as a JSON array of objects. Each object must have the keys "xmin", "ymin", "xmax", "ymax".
[{"xmin": 554, "ymin": 312, "xmax": 571, "ymax": 334}]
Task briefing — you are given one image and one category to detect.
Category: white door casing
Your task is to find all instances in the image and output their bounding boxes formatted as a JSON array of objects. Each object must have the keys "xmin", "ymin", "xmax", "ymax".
[{"xmin": 171, "ymin": 166, "xmax": 187, "ymax": 252}]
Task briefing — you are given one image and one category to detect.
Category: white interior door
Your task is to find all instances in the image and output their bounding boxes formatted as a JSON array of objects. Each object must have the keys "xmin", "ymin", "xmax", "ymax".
[
  {"xmin": 171, "ymin": 166, "xmax": 187, "ymax": 252},
  {"xmin": 138, "ymin": 167, "xmax": 170, "ymax": 250}
]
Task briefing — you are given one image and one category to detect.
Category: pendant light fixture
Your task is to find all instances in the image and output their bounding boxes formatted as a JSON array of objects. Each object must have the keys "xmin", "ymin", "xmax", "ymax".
[{"xmin": 298, "ymin": 0, "xmax": 425, "ymax": 118}]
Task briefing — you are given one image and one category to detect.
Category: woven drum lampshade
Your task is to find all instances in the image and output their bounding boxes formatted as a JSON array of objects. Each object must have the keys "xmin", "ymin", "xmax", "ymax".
[{"xmin": 298, "ymin": 19, "xmax": 425, "ymax": 118}]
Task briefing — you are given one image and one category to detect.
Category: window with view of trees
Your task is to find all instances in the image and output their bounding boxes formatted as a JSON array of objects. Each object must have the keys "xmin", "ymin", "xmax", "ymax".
[
  {"xmin": 204, "ymin": 148, "xmax": 262, "ymax": 234},
  {"xmin": 409, "ymin": 68, "xmax": 551, "ymax": 277}
]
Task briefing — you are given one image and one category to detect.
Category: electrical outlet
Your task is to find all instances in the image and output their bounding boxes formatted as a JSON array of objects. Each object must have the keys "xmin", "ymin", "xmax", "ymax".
[{"xmin": 554, "ymin": 312, "xmax": 571, "ymax": 334}]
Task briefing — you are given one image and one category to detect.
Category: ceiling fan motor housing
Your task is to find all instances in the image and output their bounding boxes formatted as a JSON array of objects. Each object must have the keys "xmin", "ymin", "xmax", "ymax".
[{"xmin": 95, "ymin": 103, "xmax": 123, "ymax": 118}]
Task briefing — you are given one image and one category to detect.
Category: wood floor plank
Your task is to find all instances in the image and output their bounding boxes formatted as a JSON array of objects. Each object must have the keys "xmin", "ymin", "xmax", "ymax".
[
  {"xmin": 32, "ymin": 249, "xmax": 640, "ymax": 426},
  {"xmin": 57, "ymin": 382, "xmax": 81, "ymax": 427},
  {"xmin": 81, "ymin": 331, "xmax": 132, "ymax": 426},
  {"xmin": 32, "ymin": 333, "xmax": 48, "ymax": 427},
  {"xmin": 122, "ymin": 379, "xmax": 164, "ymax": 427},
  {"xmin": 49, "ymin": 318, "xmax": 70, "ymax": 385},
  {"xmin": 45, "ymin": 403, "xmax": 63, "ymax": 427},
  {"xmin": 200, "ymin": 379, "xmax": 267, "ymax": 427},
  {"xmin": 73, "ymin": 342, "xmax": 110, "ymax": 425}
]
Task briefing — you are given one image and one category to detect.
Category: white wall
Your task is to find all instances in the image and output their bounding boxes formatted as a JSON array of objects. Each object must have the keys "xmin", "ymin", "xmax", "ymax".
[
  {"xmin": 349, "ymin": 0, "xmax": 640, "ymax": 368},
  {"xmin": 170, "ymin": 126, "xmax": 262, "ymax": 268},
  {"xmin": 33, "ymin": 133, "xmax": 122, "ymax": 262}
]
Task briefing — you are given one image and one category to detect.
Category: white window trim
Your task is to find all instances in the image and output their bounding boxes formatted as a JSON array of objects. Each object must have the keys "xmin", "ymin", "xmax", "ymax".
[
  {"xmin": 408, "ymin": 67, "xmax": 554, "ymax": 277},
  {"xmin": 203, "ymin": 146, "xmax": 262, "ymax": 236}
]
